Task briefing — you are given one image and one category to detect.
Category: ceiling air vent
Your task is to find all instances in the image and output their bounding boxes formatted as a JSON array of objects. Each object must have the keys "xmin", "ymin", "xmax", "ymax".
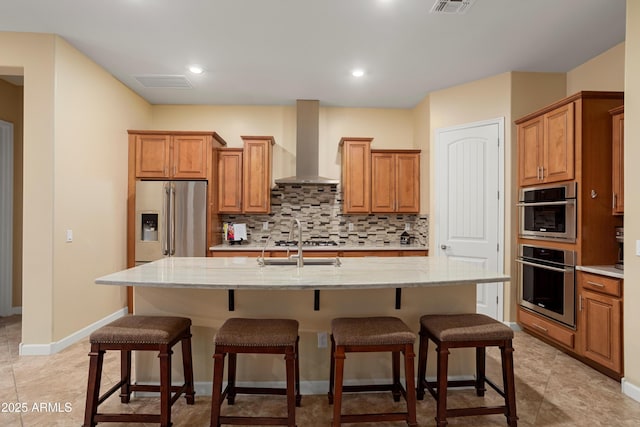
[
  {"xmin": 430, "ymin": 0, "xmax": 476, "ymax": 14},
  {"xmin": 134, "ymin": 75, "xmax": 193, "ymax": 89}
]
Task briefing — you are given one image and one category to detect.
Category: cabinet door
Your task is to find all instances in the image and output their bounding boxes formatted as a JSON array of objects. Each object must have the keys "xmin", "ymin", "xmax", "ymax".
[
  {"xmin": 371, "ymin": 152, "xmax": 395, "ymax": 212},
  {"xmin": 543, "ymin": 103, "xmax": 575, "ymax": 183},
  {"xmin": 341, "ymin": 139, "xmax": 371, "ymax": 213},
  {"xmin": 517, "ymin": 116, "xmax": 544, "ymax": 186},
  {"xmin": 395, "ymin": 152, "xmax": 420, "ymax": 213},
  {"xmin": 217, "ymin": 149, "xmax": 243, "ymax": 213},
  {"xmin": 242, "ymin": 138, "xmax": 272, "ymax": 213},
  {"xmin": 172, "ymin": 134, "xmax": 208, "ymax": 179},
  {"xmin": 580, "ymin": 288, "xmax": 622, "ymax": 374},
  {"xmin": 135, "ymin": 134, "xmax": 171, "ymax": 178},
  {"xmin": 612, "ymin": 112, "xmax": 624, "ymax": 214}
]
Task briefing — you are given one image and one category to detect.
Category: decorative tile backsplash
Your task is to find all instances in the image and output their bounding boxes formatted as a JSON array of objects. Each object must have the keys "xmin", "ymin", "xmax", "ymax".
[{"xmin": 221, "ymin": 184, "xmax": 429, "ymax": 246}]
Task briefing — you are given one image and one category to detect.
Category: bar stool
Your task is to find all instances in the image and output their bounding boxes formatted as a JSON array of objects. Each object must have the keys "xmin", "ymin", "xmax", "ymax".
[
  {"xmin": 210, "ymin": 318, "xmax": 301, "ymax": 427},
  {"xmin": 328, "ymin": 316, "xmax": 417, "ymax": 427},
  {"xmin": 83, "ymin": 315, "xmax": 195, "ymax": 427},
  {"xmin": 417, "ymin": 313, "xmax": 518, "ymax": 427}
]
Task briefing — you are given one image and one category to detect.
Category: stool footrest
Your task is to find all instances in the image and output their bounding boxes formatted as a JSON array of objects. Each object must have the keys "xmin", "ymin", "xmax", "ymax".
[
  {"xmin": 219, "ymin": 415, "xmax": 291, "ymax": 425},
  {"xmin": 233, "ymin": 386, "xmax": 288, "ymax": 396},
  {"xmin": 94, "ymin": 413, "xmax": 161, "ymax": 423},
  {"xmin": 342, "ymin": 383, "xmax": 401, "ymax": 393},
  {"xmin": 97, "ymin": 379, "xmax": 127, "ymax": 405},
  {"xmin": 341, "ymin": 412, "xmax": 410, "ymax": 423},
  {"xmin": 447, "ymin": 405, "xmax": 507, "ymax": 418}
]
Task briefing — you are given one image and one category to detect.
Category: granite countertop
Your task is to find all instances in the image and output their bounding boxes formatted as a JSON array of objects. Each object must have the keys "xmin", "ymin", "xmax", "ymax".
[
  {"xmin": 96, "ymin": 256, "xmax": 509, "ymax": 290},
  {"xmin": 576, "ymin": 265, "xmax": 624, "ymax": 279},
  {"xmin": 209, "ymin": 243, "xmax": 428, "ymax": 252}
]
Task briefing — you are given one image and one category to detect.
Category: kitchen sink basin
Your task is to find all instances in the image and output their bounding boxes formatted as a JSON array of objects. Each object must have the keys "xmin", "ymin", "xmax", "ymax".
[{"xmin": 257, "ymin": 257, "xmax": 341, "ymax": 267}]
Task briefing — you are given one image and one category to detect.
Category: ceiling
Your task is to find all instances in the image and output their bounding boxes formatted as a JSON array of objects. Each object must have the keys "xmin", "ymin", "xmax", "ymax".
[{"xmin": 0, "ymin": 0, "xmax": 626, "ymax": 108}]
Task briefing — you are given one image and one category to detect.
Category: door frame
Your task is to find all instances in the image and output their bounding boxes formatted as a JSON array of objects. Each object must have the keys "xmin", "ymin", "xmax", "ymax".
[
  {"xmin": 434, "ymin": 117, "xmax": 505, "ymax": 320},
  {"xmin": 0, "ymin": 120, "xmax": 14, "ymax": 317}
]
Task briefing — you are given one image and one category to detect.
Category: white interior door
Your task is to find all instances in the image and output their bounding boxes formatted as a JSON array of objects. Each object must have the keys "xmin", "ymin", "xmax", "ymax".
[
  {"xmin": 435, "ymin": 118, "xmax": 504, "ymax": 320},
  {"xmin": 0, "ymin": 120, "xmax": 14, "ymax": 317}
]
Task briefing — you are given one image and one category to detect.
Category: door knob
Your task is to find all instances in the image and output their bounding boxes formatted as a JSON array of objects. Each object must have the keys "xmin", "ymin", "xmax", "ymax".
[{"xmin": 440, "ymin": 244, "xmax": 448, "ymax": 250}]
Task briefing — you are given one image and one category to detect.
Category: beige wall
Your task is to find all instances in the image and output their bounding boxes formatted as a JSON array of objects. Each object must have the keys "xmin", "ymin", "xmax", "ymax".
[
  {"xmin": 0, "ymin": 32, "xmax": 152, "ymax": 345},
  {"xmin": 567, "ymin": 42, "xmax": 625, "ymax": 95},
  {"xmin": 0, "ymin": 78, "xmax": 23, "ymax": 307},
  {"xmin": 413, "ymin": 96, "xmax": 430, "ymax": 214},
  {"xmin": 624, "ymin": 0, "xmax": 640, "ymax": 391}
]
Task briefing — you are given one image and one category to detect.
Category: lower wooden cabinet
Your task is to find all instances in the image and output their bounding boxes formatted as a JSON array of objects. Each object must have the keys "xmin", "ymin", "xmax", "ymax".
[{"xmin": 577, "ymin": 271, "xmax": 623, "ymax": 375}]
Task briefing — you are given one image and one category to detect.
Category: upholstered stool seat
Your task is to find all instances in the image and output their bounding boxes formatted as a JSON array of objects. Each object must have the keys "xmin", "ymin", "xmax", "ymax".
[
  {"xmin": 417, "ymin": 313, "xmax": 518, "ymax": 427},
  {"xmin": 210, "ymin": 318, "xmax": 301, "ymax": 427},
  {"xmin": 328, "ymin": 316, "xmax": 417, "ymax": 427},
  {"xmin": 83, "ymin": 315, "xmax": 195, "ymax": 427}
]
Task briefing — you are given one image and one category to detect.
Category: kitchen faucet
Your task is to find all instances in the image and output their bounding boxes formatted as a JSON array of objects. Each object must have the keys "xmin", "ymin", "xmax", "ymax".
[{"xmin": 288, "ymin": 218, "xmax": 304, "ymax": 267}]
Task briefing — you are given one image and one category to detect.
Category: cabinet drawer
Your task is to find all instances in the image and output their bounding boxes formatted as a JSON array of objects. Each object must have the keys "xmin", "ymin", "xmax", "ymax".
[
  {"xmin": 519, "ymin": 308, "xmax": 575, "ymax": 350},
  {"xmin": 579, "ymin": 272, "xmax": 621, "ymax": 297}
]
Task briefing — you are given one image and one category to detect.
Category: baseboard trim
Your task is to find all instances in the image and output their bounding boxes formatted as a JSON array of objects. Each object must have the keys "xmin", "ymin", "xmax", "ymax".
[
  {"xmin": 19, "ymin": 307, "xmax": 128, "ymax": 356},
  {"xmin": 11, "ymin": 306, "xmax": 22, "ymax": 315},
  {"xmin": 506, "ymin": 321, "xmax": 522, "ymax": 332},
  {"xmin": 622, "ymin": 378, "xmax": 640, "ymax": 403}
]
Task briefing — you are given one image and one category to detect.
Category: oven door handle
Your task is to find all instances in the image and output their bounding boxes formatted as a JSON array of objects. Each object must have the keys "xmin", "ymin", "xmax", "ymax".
[
  {"xmin": 515, "ymin": 200, "xmax": 573, "ymax": 207},
  {"xmin": 515, "ymin": 258, "xmax": 572, "ymax": 273}
]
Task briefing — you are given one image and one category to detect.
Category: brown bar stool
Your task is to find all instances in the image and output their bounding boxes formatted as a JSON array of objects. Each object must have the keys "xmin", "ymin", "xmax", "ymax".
[
  {"xmin": 328, "ymin": 316, "xmax": 417, "ymax": 427},
  {"xmin": 83, "ymin": 315, "xmax": 195, "ymax": 427},
  {"xmin": 210, "ymin": 318, "xmax": 301, "ymax": 427},
  {"xmin": 417, "ymin": 313, "xmax": 518, "ymax": 427}
]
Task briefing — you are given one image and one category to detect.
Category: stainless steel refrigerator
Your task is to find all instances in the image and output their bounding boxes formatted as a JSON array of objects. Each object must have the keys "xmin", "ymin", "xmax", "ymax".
[{"xmin": 135, "ymin": 180, "xmax": 207, "ymax": 263}]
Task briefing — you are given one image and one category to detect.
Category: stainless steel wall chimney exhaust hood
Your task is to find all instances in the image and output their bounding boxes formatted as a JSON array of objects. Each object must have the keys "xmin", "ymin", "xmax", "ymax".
[{"xmin": 275, "ymin": 100, "xmax": 339, "ymax": 185}]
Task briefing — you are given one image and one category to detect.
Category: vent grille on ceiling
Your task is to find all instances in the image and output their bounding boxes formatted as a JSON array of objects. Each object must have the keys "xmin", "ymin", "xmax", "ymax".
[
  {"xmin": 430, "ymin": 0, "xmax": 476, "ymax": 14},
  {"xmin": 134, "ymin": 75, "xmax": 193, "ymax": 89}
]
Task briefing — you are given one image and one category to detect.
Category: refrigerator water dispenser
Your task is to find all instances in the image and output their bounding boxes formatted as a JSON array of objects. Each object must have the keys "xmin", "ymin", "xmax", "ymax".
[{"xmin": 141, "ymin": 213, "xmax": 158, "ymax": 241}]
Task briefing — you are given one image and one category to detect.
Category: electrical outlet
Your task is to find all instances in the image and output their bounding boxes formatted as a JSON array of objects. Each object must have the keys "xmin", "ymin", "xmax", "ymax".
[
  {"xmin": 262, "ymin": 221, "xmax": 269, "ymax": 231},
  {"xmin": 317, "ymin": 332, "xmax": 328, "ymax": 348},
  {"xmin": 404, "ymin": 223, "xmax": 411, "ymax": 231},
  {"xmin": 348, "ymin": 223, "xmax": 354, "ymax": 232}
]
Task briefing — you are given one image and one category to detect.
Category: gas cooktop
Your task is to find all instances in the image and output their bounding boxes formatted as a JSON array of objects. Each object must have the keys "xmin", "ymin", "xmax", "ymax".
[{"xmin": 274, "ymin": 240, "xmax": 339, "ymax": 247}]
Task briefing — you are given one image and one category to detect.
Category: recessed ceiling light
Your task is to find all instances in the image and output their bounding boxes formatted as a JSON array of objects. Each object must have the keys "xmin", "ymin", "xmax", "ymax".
[
  {"xmin": 351, "ymin": 69, "xmax": 365, "ymax": 77},
  {"xmin": 188, "ymin": 65, "xmax": 204, "ymax": 74}
]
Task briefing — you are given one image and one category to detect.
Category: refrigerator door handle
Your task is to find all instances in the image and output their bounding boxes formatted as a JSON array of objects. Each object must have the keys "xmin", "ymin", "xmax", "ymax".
[
  {"xmin": 170, "ymin": 183, "xmax": 176, "ymax": 256},
  {"xmin": 162, "ymin": 183, "xmax": 170, "ymax": 256}
]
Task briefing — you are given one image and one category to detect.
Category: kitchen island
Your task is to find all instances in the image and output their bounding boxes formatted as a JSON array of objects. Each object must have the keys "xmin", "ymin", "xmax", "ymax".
[{"xmin": 96, "ymin": 256, "xmax": 510, "ymax": 394}]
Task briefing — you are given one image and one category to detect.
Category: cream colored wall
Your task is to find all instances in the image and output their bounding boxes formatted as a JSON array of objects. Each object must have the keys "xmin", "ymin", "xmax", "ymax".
[
  {"xmin": 0, "ymin": 78, "xmax": 24, "ymax": 308},
  {"xmin": 567, "ymin": 42, "xmax": 625, "ymax": 95},
  {"xmin": 52, "ymin": 37, "xmax": 152, "ymax": 341},
  {"xmin": 413, "ymin": 96, "xmax": 430, "ymax": 214},
  {"xmin": 624, "ymin": 0, "xmax": 640, "ymax": 391},
  {"xmin": 0, "ymin": 32, "xmax": 56, "ymax": 344},
  {"xmin": 152, "ymin": 105, "xmax": 416, "ymax": 186}
]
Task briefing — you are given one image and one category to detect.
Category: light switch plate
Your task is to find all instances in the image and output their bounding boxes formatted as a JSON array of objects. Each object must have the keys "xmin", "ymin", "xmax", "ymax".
[
  {"xmin": 66, "ymin": 229, "xmax": 73, "ymax": 242},
  {"xmin": 262, "ymin": 221, "xmax": 269, "ymax": 231},
  {"xmin": 636, "ymin": 240, "xmax": 640, "ymax": 256},
  {"xmin": 317, "ymin": 332, "xmax": 328, "ymax": 348}
]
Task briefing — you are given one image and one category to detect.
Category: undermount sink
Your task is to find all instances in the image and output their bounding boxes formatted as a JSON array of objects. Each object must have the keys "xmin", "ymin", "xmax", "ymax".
[{"xmin": 257, "ymin": 257, "xmax": 341, "ymax": 267}]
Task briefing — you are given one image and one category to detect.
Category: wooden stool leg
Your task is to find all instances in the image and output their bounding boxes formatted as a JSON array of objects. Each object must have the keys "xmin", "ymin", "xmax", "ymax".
[
  {"xmin": 392, "ymin": 350, "xmax": 401, "ymax": 401},
  {"xmin": 332, "ymin": 346, "xmax": 346, "ymax": 427},
  {"xmin": 285, "ymin": 346, "xmax": 297, "ymax": 427},
  {"xmin": 404, "ymin": 343, "xmax": 418, "ymax": 427},
  {"xmin": 181, "ymin": 333, "xmax": 195, "ymax": 404},
  {"xmin": 502, "ymin": 341, "xmax": 518, "ymax": 427},
  {"xmin": 227, "ymin": 352, "xmax": 237, "ymax": 404},
  {"xmin": 327, "ymin": 335, "xmax": 336, "ymax": 404},
  {"xmin": 435, "ymin": 344, "xmax": 450, "ymax": 427},
  {"xmin": 416, "ymin": 331, "xmax": 429, "ymax": 400},
  {"xmin": 210, "ymin": 351, "xmax": 226, "ymax": 427},
  {"xmin": 119, "ymin": 349, "xmax": 131, "ymax": 403},
  {"xmin": 295, "ymin": 337, "xmax": 302, "ymax": 407},
  {"xmin": 476, "ymin": 346, "xmax": 487, "ymax": 397},
  {"xmin": 158, "ymin": 346, "xmax": 172, "ymax": 427},
  {"xmin": 83, "ymin": 345, "xmax": 104, "ymax": 427}
]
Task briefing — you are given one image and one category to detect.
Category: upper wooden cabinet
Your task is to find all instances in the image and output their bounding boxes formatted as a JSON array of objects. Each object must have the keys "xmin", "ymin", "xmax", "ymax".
[
  {"xmin": 217, "ymin": 136, "xmax": 274, "ymax": 214},
  {"xmin": 610, "ymin": 106, "xmax": 624, "ymax": 215},
  {"xmin": 217, "ymin": 148, "xmax": 243, "ymax": 213},
  {"xmin": 517, "ymin": 103, "xmax": 574, "ymax": 186},
  {"xmin": 371, "ymin": 150, "xmax": 420, "ymax": 213},
  {"xmin": 340, "ymin": 138, "xmax": 372, "ymax": 214},
  {"xmin": 130, "ymin": 131, "xmax": 213, "ymax": 179}
]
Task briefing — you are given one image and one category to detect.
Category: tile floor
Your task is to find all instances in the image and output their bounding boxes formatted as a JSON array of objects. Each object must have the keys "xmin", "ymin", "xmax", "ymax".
[{"xmin": 2, "ymin": 314, "xmax": 640, "ymax": 426}]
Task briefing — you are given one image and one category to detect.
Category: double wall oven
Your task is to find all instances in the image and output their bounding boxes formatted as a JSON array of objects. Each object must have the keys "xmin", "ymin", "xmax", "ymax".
[{"xmin": 517, "ymin": 182, "xmax": 578, "ymax": 328}]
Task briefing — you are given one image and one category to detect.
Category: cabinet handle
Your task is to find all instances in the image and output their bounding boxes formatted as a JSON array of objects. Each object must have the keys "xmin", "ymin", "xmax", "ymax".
[
  {"xmin": 579, "ymin": 294, "xmax": 583, "ymax": 311},
  {"xmin": 540, "ymin": 166, "xmax": 544, "ymax": 180},
  {"xmin": 532, "ymin": 323, "xmax": 548, "ymax": 333},
  {"xmin": 586, "ymin": 281, "xmax": 605, "ymax": 288},
  {"xmin": 164, "ymin": 166, "xmax": 168, "ymax": 176},
  {"xmin": 536, "ymin": 167, "xmax": 541, "ymax": 180},
  {"xmin": 613, "ymin": 193, "xmax": 617, "ymax": 209}
]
